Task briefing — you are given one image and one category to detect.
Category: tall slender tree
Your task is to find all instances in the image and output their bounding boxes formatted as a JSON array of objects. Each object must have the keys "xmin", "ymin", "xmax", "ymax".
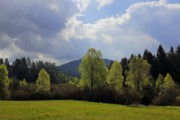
[
  {"xmin": 156, "ymin": 45, "xmax": 167, "ymax": 76},
  {"xmin": 121, "ymin": 57, "xmax": 128, "ymax": 86},
  {"xmin": 36, "ymin": 68, "xmax": 50, "ymax": 94},
  {"xmin": 155, "ymin": 74, "xmax": 164, "ymax": 94},
  {"xmin": 107, "ymin": 61, "xmax": 123, "ymax": 90},
  {"xmin": 162, "ymin": 73, "xmax": 176, "ymax": 92},
  {"xmin": 0, "ymin": 64, "xmax": 10, "ymax": 99}
]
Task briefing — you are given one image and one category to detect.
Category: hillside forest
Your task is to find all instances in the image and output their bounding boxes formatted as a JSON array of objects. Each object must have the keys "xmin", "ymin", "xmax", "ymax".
[{"xmin": 0, "ymin": 44, "xmax": 180, "ymax": 106}]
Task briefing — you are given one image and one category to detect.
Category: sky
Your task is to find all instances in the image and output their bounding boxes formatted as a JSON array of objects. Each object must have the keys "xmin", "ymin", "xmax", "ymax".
[{"xmin": 0, "ymin": 0, "xmax": 180, "ymax": 65}]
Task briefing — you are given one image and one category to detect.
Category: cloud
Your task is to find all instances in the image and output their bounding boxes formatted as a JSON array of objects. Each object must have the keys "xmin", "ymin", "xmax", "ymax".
[
  {"xmin": 61, "ymin": 0, "xmax": 180, "ymax": 60},
  {"xmin": 0, "ymin": 0, "xmax": 180, "ymax": 65},
  {"xmin": 159, "ymin": 0, "xmax": 167, "ymax": 4},
  {"xmin": 0, "ymin": 0, "xmax": 78, "ymax": 64},
  {"xmin": 96, "ymin": 0, "xmax": 113, "ymax": 9},
  {"xmin": 74, "ymin": 0, "xmax": 90, "ymax": 13}
]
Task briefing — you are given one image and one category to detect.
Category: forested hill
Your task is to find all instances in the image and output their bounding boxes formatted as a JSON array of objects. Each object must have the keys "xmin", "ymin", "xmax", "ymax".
[{"xmin": 57, "ymin": 59, "xmax": 113, "ymax": 78}]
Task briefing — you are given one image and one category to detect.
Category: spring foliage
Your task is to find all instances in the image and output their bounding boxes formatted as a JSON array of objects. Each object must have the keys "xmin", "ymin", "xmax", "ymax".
[
  {"xmin": 36, "ymin": 68, "xmax": 50, "ymax": 94},
  {"xmin": 163, "ymin": 73, "xmax": 176, "ymax": 92},
  {"xmin": 155, "ymin": 74, "xmax": 164, "ymax": 94},
  {"xmin": 126, "ymin": 57, "xmax": 151, "ymax": 91},
  {"xmin": 79, "ymin": 48, "xmax": 107, "ymax": 91},
  {"xmin": 107, "ymin": 61, "xmax": 123, "ymax": 90},
  {"xmin": 0, "ymin": 64, "xmax": 10, "ymax": 99}
]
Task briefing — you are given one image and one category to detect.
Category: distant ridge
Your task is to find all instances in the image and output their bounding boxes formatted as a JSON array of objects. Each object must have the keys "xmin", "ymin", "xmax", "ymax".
[{"xmin": 57, "ymin": 59, "xmax": 113, "ymax": 78}]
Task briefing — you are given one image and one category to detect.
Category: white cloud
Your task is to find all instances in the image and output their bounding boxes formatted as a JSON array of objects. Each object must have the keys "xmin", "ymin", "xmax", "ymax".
[
  {"xmin": 73, "ymin": 0, "xmax": 90, "ymax": 14},
  {"xmin": 96, "ymin": 0, "xmax": 113, "ymax": 9},
  {"xmin": 159, "ymin": 0, "xmax": 167, "ymax": 4},
  {"xmin": 0, "ymin": 0, "xmax": 180, "ymax": 65},
  {"xmin": 60, "ymin": 0, "xmax": 180, "ymax": 60}
]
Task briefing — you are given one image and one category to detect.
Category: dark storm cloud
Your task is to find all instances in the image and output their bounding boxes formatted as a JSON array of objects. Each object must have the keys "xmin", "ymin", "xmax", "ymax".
[
  {"xmin": 0, "ymin": 34, "xmax": 12, "ymax": 49},
  {"xmin": 0, "ymin": 0, "xmax": 77, "ymax": 37},
  {"xmin": 0, "ymin": 0, "xmax": 78, "ymax": 51}
]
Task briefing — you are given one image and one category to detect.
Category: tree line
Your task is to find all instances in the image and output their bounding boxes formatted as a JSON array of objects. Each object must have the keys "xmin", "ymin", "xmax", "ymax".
[
  {"xmin": 0, "ymin": 45, "xmax": 180, "ymax": 106},
  {"xmin": 78, "ymin": 45, "xmax": 180, "ymax": 105},
  {"xmin": 79, "ymin": 45, "xmax": 180, "ymax": 89},
  {"xmin": 0, "ymin": 57, "xmax": 77, "ymax": 84}
]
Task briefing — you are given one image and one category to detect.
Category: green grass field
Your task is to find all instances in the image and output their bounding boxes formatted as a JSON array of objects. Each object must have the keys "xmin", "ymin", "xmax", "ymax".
[{"xmin": 0, "ymin": 100, "xmax": 180, "ymax": 120}]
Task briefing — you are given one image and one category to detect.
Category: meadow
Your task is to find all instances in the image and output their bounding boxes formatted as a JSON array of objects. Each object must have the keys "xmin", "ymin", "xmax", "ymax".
[{"xmin": 0, "ymin": 100, "xmax": 180, "ymax": 120}]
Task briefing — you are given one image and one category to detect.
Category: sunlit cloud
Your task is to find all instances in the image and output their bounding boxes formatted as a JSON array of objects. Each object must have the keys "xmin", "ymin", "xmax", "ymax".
[
  {"xmin": 96, "ymin": 0, "xmax": 113, "ymax": 9},
  {"xmin": 0, "ymin": 0, "xmax": 179, "ymax": 65}
]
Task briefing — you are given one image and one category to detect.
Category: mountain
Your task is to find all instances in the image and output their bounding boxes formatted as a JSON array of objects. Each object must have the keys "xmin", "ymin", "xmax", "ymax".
[{"xmin": 57, "ymin": 59, "xmax": 113, "ymax": 78}]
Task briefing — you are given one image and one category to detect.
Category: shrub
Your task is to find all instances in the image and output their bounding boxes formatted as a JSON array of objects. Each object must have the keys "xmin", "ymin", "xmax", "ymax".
[
  {"xmin": 11, "ymin": 90, "xmax": 31, "ymax": 100},
  {"xmin": 175, "ymin": 96, "xmax": 180, "ymax": 106},
  {"xmin": 152, "ymin": 91, "xmax": 177, "ymax": 106},
  {"xmin": 89, "ymin": 85, "xmax": 115, "ymax": 103},
  {"xmin": 115, "ymin": 88, "xmax": 142, "ymax": 105},
  {"xmin": 51, "ymin": 84, "xmax": 82, "ymax": 100}
]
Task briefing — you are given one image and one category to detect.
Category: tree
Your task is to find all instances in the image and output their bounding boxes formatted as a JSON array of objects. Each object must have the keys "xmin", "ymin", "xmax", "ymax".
[
  {"xmin": 107, "ymin": 61, "xmax": 123, "ymax": 90},
  {"xmin": 68, "ymin": 77, "xmax": 79, "ymax": 85},
  {"xmin": 126, "ymin": 57, "xmax": 151, "ymax": 91},
  {"xmin": 0, "ymin": 64, "xmax": 10, "ymax": 99},
  {"xmin": 36, "ymin": 68, "xmax": 50, "ymax": 94},
  {"xmin": 20, "ymin": 79, "xmax": 28, "ymax": 90},
  {"xmin": 162, "ymin": 73, "xmax": 176, "ymax": 92},
  {"xmin": 173, "ymin": 46, "xmax": 180, "ymax": 83},
  {"xmin": 12, "ymin": 58, "xmax": 28, "ymax": 81},
  {"xmin": 79, "ymin": 48, "xmax": 107, "ymax": 91},
  {"xmin": 0, "ymin": 59, "xmax": 3, "ymax": 65},
  {"xmin": 155, "ymin": 74, "xmax": 164, "ymax": 94},
  {"xmin": 121, "ymin": 57, "xmax": 128, "ymax": 86},
  {"xmin": 143, "ymin": 49, "xmax": 158, "ymax": 79},
  {"xmin": 156, "ymin": 45, "xmax": 167, "ymax": 76},
  {"xmin": 157, "ymin": 45, "xmax": 166, "ymax": 63}
]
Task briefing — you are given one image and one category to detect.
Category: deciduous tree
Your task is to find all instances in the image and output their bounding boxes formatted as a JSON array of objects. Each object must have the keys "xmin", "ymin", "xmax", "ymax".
[
  {"xmin": 0, "ymin": 64, "xmax": 10, "ymax": 99},
  {"xmin": 162, "ymin": 73, "xmax": 176, "ymax": 92},
  {"xmin": 36, "ymin": 68, "xmax": 50, "ymax": 94},
  {"xmin": 79, "ymin": 48, "xmax": 107, "ymax": 91},
  {"xmin": 126, "ymin": 57, "xmax": 151, "ymax": 91},
  {"xmin": 155, "ymin": 74, "xmax": 164, "ymax": 94},
  {"xmin": 107, "ymin": 61, "xmax": 123, "ymax": 90}
]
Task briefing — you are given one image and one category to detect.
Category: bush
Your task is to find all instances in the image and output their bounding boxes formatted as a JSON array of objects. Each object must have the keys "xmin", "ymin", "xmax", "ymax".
[
  {"xmin": 50, "ymin": 84, "xmax": 83, "ymax": 100},
  {"xmin": 10, "ymin": 83, "xmax": 36, "ymax": 100},
  {"xmin": 152, "ymin": 91, "xmax": 177, "ymax": 106},
  {"xmin": 30, "ymin": 92, "xmax": 51, "ymax": 100},
  {"xmin": 115, "ymin": 88, "xmax": 142, "ymax": 105},
  {"xmin": 11, "ymin": 90, "xmax": 31, "ymax": 100},
  {"xmin": 9, "ymin": 79, "xmax": 20, "ymax": 91},
  {"xmin": 175, "ymin": 96, "xmax": 180, "ymax": 106},
  {"xmin": 89, "ymin": 85, "xmax": 115, "ymax": 103}
]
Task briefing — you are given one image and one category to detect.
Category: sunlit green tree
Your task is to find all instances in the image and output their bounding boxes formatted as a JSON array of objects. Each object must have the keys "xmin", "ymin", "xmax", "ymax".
[
  {"xmin": 0, "ymin": 64, "xmax": 10, "ymax": 99},
  {"xmin": 155, "ymin": 74, "xmax": 164, "ymax": 94},
  {"xmin": 126, "ymin": 57, "xmax": 151, "ymax": 91},
  {"xmin": 107, "ymin": 61, "xmax": 123, "ymax": 90},
  {"xmin": 162, "ymin": 73, "xmax": 176, "ymax": 92},
  {"xmin": 36, "ymin": 68, "xmax": 50, "ymax": 94},
  {"xmin": 79, "ymin": 48, "xmax": 107, "ymax": 91}
]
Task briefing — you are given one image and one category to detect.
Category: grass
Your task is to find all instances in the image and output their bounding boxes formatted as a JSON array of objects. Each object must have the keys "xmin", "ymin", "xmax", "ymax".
[{"xmin": 0, "ymin": 100, "xmax": 180, "ymax": 120}]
